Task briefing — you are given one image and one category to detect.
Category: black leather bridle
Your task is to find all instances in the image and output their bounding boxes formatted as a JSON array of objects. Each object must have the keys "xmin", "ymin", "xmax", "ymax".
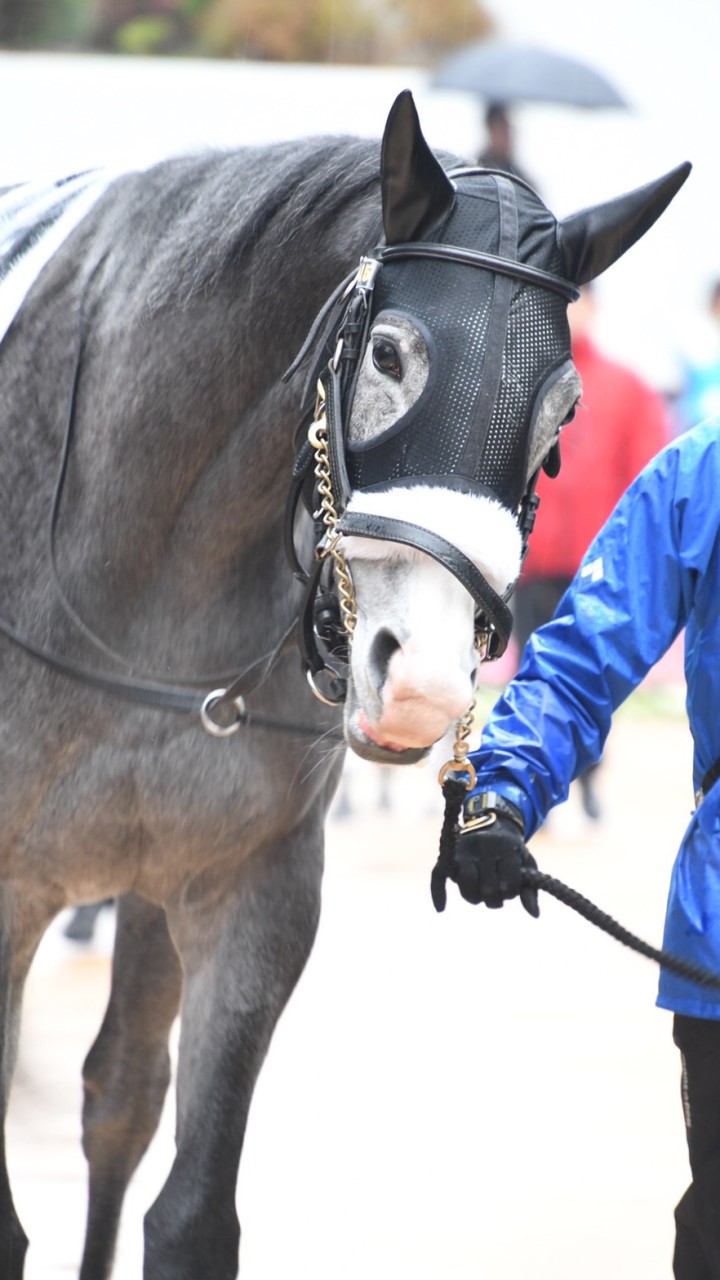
[{"xmin": 284, "ymin": 207, "xmax": 579, "ymax": 704}]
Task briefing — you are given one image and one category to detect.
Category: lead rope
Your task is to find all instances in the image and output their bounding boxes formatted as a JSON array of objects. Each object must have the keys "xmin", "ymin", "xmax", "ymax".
[
  {"xmin": 432, "ymin": 700, "xmax": 479, "ymax": 911},
  {"xmin": 522, "ymin": 869, "xmax": 720, "ymax": 989},
  {"xmin": 432, "ymin": 704, "xmax": 720, "ymax": 990}
]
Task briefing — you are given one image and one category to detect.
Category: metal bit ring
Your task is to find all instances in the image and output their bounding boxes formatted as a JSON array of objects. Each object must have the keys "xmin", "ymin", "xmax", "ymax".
[{"xmin": 200, "ymin": 689, "xmax": 247, "ymax": 737}]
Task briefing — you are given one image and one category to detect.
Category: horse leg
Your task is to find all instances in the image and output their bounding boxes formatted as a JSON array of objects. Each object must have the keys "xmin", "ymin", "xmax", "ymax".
[
  {"xmin": 79, "ymin": 892, "xmax": 183, "ymax": 1280},
  {"xmin": 143, "ymin": 819, "xmax": 325, "ymax": 1279},
  {"xmin": 0, "ymin": 883, "xmax": 63, "ymax": 1279}
]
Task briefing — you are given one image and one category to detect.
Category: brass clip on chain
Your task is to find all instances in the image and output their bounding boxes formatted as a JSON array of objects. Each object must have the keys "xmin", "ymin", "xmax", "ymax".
[{"xmin": 437, "ymin": 698, "xmax": 478, "ymax": 792}]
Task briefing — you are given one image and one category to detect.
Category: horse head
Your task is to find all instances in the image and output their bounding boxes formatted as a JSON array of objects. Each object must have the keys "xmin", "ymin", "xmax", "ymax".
[{"xmin": 291, "ymin": 90, "xmax": 690, "ymax": 765}]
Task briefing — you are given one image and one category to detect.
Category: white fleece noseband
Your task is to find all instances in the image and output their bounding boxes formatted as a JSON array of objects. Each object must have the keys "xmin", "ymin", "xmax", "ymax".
[{"xmin": 339, "ymin": 485, "xmax": 522, "ymax": 597}]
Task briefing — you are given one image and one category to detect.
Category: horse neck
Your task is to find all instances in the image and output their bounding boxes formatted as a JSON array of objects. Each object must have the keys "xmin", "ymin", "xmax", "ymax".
[
  {"xmin": 6, "ymin": 151, "xmax": 381, "ymax": 668},
  {"xmin": 49, "ymin": 281, "xmax": 352, "ymax": 668}
]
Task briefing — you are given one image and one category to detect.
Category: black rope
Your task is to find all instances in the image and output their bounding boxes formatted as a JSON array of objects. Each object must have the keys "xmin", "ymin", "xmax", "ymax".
[
  {"xmin": 432, "ymin": 782, "xmax": 720, "ymax": 990},
  {"xmin": 522, "ymin": 868, "xmax": 720, "ymax": 990},
  {"xmin": 430, "ymin": 777, "xmax": 469, "ymax": 913}
]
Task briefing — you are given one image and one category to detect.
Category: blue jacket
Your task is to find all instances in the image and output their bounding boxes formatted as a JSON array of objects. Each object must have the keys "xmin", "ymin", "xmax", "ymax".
[{"xmin": 468, "ymin": 417, "xmax": 720, "ymax": 1017}]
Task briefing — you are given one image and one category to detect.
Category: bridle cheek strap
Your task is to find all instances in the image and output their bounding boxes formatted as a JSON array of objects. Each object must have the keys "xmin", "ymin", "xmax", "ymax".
[
  {"xmin": 325, "ymin": 360, "xmax": 353, "ymax": 509},
  {"xmin": 337, "ymin": 510, "xmax": 513, "ymax": 659}
]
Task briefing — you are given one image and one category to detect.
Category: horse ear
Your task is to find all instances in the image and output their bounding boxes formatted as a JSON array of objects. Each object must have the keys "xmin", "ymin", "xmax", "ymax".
[
  {"xmin": 380, "ymin": 90, "xmax": 455, "ymax": 245},
  {"xmin": 558, "ymin": 162, "xmax": 691, "ymax": 285}
]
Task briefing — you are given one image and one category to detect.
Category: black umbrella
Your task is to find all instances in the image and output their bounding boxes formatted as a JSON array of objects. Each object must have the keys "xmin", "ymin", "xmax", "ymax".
[{"xmin": 432, "ymin": 40, "xmax": 628, "ymax": 109}]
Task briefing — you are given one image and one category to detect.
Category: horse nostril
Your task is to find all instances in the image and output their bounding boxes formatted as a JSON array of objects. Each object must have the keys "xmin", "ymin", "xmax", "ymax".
[{"xmin": 369, "ymin": 628, "xmax": 401, "ymax": 689}]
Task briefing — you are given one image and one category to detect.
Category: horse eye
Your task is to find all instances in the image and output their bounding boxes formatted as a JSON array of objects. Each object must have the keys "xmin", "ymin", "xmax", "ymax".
[
  {"xmin": 372, "ymin": 338, "xmax": 402, "ymax": 379},
  {"xmin": 561, "ymin": 399, "xmax": 581, "ymax": 426}
]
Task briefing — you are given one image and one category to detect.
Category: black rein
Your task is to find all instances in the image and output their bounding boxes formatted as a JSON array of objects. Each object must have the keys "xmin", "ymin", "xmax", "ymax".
[{"xmin": 1, "ymin": 305, "xmax": 328, "ymax": 739}]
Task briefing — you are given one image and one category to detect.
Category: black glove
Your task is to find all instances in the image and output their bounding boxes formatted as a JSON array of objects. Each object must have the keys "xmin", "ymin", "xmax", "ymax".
[{"xmin": 451, "ymin": 814, "xmax": 540, "ymax": 917}]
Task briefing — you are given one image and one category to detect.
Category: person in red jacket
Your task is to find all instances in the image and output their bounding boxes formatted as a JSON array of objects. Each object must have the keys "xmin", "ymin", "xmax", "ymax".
[{"xmin": 512, "ymin": 283, "xmax": 672, "ymax": 819}]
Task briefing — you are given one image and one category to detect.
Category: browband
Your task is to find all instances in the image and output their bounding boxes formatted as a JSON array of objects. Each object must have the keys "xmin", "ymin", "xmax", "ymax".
[{"xmin": 377, "ymin": 242, "xmax": 580, "ymax": 303}]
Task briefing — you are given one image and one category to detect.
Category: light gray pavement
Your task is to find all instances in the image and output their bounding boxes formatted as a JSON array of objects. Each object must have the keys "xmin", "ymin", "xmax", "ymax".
[{"xmin": 8, "ymin": 697, "xmax": 695, "ymax": 1278}]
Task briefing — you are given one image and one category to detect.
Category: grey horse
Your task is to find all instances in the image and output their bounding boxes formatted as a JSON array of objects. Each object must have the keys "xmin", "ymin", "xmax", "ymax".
[{"xmin": 0, "ymin": 91, "xmax": 688, "ymax": 1277}]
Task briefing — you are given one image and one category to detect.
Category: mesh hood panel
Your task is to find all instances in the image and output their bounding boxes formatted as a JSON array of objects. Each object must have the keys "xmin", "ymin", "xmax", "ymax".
[{"xmin": 346, "ymin": 173, "xmax": 571, "ymax": 510}]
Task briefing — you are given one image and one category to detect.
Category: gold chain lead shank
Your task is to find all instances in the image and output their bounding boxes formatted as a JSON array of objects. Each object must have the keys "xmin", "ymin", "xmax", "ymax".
[{"xmin": 307, "ymin": 379, "xmax": 357, "ymax": 638}]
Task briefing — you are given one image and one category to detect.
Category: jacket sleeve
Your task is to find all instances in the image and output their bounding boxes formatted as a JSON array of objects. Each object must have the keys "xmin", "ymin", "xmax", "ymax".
[{"xmin": 469, "ymin": 436, "xmax": 696, "ymax": 838}]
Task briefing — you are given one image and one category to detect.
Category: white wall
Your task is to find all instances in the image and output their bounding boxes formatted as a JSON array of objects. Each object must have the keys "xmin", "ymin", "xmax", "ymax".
[{"xmin": 2, "ymin": 0, "xmax": 718, "ymax": 389}]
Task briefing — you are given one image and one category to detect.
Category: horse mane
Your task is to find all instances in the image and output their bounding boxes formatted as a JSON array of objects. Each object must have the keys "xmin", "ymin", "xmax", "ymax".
[{"xmin": 129, "ymin": 135, "xmax": 390, "ymax": 313}]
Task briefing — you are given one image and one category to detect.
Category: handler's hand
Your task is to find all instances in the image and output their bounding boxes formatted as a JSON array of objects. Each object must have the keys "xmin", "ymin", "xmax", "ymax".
[{"xmin": 453, "ymin": 814, "xmax": 540, "ymax": 917}]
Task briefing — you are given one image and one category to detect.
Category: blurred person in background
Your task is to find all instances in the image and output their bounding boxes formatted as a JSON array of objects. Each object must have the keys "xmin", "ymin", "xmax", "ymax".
[
  {"xmin": 433, "ymin": 415, "xmax": 720, "ymax": 1280},
  {"xmin": 477, "ymin": 101, "xmax": 537, "ymax": 189},
  {"xmin": 512, "ymin": 281, "xmax": 672, "ymax": 820}
]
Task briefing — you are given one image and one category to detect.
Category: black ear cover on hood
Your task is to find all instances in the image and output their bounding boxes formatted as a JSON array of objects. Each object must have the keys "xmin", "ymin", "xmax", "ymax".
[
  {"xmin": 380, "ymin": 90, "xmax": 456, "ymax": 245},
  {"xmin": 558, "ymin": 162, "xmax": 691, "ymax": 285}
]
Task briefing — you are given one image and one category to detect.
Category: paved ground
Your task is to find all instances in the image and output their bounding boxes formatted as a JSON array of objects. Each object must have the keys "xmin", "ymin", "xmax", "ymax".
[{"xmin": 7, "ymin": 692, "xmax": 696, "ymax": 1278}]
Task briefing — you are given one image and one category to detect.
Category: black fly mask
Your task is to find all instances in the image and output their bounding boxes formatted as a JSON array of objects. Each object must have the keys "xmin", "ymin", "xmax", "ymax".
[{"xmin": 285, "ymin": 91, "xmax": 690, "ymax": 704}]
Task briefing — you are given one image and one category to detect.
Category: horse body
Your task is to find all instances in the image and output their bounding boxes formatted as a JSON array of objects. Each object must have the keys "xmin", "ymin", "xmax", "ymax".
[
  {"xmin": 0, "ymin": 92, "xmax": 689, "ymax": 1276},
  {"xmin": 0, "ymin": 141, "xmax": 372, "ymax": 1279}
]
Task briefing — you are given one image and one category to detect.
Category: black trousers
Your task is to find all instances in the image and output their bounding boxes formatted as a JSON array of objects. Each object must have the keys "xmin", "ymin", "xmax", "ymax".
[{"xmin": 673, "ymin": 1014, "xmax": 720, "ymax": 1278}]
